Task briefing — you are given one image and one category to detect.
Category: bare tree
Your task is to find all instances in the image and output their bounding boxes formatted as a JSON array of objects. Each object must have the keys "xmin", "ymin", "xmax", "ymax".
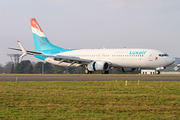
[{"xmin": 0, "ymin": 64, "xmax": 4, "ymax": 73}]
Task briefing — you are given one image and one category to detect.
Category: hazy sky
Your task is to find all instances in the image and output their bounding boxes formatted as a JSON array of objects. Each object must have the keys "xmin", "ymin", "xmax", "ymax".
[{"xmin": 0, "ymin": 0, "xmax": 180, "ymax": 65}]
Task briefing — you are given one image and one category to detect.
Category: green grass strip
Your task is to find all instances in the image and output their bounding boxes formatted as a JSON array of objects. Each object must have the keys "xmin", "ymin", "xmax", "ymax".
[{"xmin": 0, "ymin": 81, "xmax": 180, "ymax": 119}]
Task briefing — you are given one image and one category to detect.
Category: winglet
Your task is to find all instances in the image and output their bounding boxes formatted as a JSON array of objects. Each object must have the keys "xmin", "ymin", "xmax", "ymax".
[
  {"xmin": 18, "ymin": 41, "xmax": 27, "ymax": 54},
  {"xmin": 17, "ymin": 41, "xmax": 27, "ymax": 59}
]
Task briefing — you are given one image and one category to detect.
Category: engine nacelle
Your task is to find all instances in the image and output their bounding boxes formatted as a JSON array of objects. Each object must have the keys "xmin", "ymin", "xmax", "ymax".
[
  {"xmin": 87, "ymin": 61, "xmax": 109, "ymax": 71},
  {"xmin": 118, "ymin": 68, "xmax": 137, "ymax": 72}
]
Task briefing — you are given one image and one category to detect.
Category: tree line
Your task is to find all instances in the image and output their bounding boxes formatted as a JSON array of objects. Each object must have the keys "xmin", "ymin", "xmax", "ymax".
[
  {"xmin": 0, "ymin": 60, "xmax": 128, "ymax": 74},
  {"xmin": 0, "ymin": 60, "xmax": 86, "ymax": 74}
]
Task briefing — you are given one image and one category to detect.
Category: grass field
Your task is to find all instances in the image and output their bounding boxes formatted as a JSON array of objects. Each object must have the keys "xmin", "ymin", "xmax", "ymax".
[{"xmin": 0, "ymin": 81, "xmax": 180, "ymax": 119}]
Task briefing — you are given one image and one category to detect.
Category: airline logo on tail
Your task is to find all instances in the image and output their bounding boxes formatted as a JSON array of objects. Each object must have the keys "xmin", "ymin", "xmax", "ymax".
[{"xmin": 31, "ymin": 18, "xmax": 46, "ymax": 37}]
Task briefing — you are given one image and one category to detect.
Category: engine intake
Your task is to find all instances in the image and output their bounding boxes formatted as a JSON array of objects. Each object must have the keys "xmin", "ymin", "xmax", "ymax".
[{"xmin": 87, "ymin": 61, "xmax": 109, "ymax": 71}]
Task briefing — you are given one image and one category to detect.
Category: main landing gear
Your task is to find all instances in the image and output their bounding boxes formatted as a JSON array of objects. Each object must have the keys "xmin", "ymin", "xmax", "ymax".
[
  {"xmin": 85, "ymin": 69, "xmax": 109, "ymax": 74},
  {"xmin": 85, "ymin": 69, "xmax": 92, "ymax": 74},
  {"xmin": 101, "ymin": 70, "xmax": 109, "ymax": 74}
]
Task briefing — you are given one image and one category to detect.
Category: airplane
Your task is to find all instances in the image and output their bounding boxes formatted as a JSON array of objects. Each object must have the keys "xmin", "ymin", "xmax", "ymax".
[{"xmin": 9, "ymin": 18, "xmax": 175, "ymax": 74}]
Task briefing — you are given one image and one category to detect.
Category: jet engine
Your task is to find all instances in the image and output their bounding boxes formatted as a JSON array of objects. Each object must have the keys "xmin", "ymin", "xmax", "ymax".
[
  {"xmin": 87, "ymin": 61, "xmax": 109, "ymax": 71},
  {"xmin": 118, "ymin": 68, "xmax": 137, "ymax": 72}
]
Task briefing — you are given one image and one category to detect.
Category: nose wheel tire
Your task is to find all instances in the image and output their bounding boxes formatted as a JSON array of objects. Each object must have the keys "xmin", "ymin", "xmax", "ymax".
[{"xmin": 156, "ymin": 71, "xmax": 160, "ymax": 74}]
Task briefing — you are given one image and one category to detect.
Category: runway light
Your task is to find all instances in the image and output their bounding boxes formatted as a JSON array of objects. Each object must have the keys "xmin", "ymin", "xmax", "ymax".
[{"xmin": 125, "ymin": 80, "xmax": 127, "ymax": 86}]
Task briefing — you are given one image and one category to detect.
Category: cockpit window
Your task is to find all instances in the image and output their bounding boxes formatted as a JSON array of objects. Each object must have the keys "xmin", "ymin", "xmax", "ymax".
[{"xmin": 159, "ymin": 54, "xmax": 169, "ymax": 57}]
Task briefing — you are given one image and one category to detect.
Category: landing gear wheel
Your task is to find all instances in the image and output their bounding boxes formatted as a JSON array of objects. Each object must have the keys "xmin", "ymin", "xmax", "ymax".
[
  {"xmin": 85, "ymin": 69, "xmax": 92, "ymax": 74},
  {"xmin": 101, "ymin": 70, "xmax": 109, "ymax": 74},
  {"xmin": 105, "ymin": 70, "xmax": 109, "ymax": 74},
  {"xmin": 156, "ymin": 70, "xmax": 160, "ymax": 74},
  {"xmin": 85, "ymin": 69, "xmax": 89, "ymax": 74}
]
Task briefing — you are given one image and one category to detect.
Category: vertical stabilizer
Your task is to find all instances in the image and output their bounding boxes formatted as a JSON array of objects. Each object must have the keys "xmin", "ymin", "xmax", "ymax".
[{"xmin": 30, "ymin": 18, "xmax": 62, "ymax": 51}]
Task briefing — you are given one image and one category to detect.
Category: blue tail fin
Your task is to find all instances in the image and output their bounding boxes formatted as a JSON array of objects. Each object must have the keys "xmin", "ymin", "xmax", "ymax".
[{"xmin": 30, "ymin": 18, "xmax": 63, "ymax": 52}]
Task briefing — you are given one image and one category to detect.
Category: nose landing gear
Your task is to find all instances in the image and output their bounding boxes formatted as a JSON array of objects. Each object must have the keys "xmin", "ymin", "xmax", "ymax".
[{"xmin": 156, "ymin": 70, "xmax": 160, "ymax": 74}]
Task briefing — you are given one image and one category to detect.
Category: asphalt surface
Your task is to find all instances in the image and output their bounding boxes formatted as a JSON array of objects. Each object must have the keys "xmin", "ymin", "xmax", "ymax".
[{"xmin": 0, "ymin": 76, "xmax": 180, "ymax": 82}]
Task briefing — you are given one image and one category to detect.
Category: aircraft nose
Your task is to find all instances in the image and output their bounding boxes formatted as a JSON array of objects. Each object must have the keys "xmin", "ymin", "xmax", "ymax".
[{"xmin": 168, "ymin": 57, "xmax": 175, "ymax": 65}]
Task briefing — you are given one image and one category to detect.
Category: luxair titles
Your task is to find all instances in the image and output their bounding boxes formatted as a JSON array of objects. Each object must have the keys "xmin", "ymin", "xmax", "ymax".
[{"xmin": 129, "ymin": 51, "xmax": 147, "ymax": 55}]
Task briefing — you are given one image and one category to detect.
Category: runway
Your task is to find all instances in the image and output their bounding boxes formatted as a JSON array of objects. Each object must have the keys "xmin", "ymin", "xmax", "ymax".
[{"xmin": 0, "ymin": 75, "xmax": 180, "ymax": 82}]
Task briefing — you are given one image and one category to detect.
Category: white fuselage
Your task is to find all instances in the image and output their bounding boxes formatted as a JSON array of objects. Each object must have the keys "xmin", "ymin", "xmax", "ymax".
[{"xmin": 44, "ymin": 48, "xmax": 175, "ymax": 69}]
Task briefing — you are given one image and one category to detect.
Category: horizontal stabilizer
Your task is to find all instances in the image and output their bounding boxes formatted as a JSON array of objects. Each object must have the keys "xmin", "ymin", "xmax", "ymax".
[{"xmin": 9, "ymin": 48, "xmax": 42, "ymax": 55}]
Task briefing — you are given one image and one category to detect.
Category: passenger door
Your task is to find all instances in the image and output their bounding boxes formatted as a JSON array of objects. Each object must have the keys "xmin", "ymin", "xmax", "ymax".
[{"xmin": 149, "ymin": 53, "xmax": 153, "ymax": 61}]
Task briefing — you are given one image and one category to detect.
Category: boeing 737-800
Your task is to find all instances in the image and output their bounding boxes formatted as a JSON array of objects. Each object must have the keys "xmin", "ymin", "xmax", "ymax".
[{"xmin": 9, "ymin": 18, "xmax": 175, "ymax": 74}]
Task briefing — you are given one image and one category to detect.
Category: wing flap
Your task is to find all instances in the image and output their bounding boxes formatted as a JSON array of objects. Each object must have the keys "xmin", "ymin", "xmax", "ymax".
[{"xmin": 34, "ymin": 54, "xmax": 92, "ymax": 65}]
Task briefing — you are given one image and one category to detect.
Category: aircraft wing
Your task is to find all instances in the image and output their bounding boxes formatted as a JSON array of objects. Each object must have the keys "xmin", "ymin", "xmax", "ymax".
[{"xmin": 34, "ymin": 54, "xmax": 93, "ymax": 65}]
